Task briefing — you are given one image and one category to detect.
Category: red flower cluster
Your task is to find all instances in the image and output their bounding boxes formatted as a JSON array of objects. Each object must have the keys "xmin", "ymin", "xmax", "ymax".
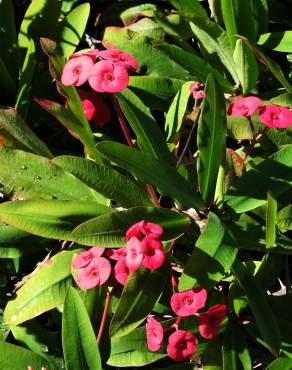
[
  {"xmin": 228, "ymin": 96, "xmax": 292, "ymax": 128},
  {"xmin": 71, "ymin": 220, "xmax": 165, "ymax": 289},
  {"xmin": 146, "ymin": 287, "xmax": 227, "ymax": 362},
  {"xmin": 189, "ymin": 81, "xmax": 205, "ymax": 101},
  {"xmin": 61, "ymin": 48, "xmax": 138, "ymax": 127}
]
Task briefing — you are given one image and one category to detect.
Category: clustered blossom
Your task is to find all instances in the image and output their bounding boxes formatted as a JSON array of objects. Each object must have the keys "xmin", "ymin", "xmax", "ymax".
[
  {"xmin": 228, "ymin": 96, "xmax": 292, "ymax": 128},
  {"xmin": 189, "ymin": 81, "xmax": 205, "ymax": 101},
  {"xmin": 146, "ymin": 287, "xmax": 227, "ymax": 362},
  {"xmin": 71, "ymin": 220, "xmax": 165, "ymax": 289},
  {"xmin": 61, "ymin": 47, "xmax": 138, "ymax": 128}
]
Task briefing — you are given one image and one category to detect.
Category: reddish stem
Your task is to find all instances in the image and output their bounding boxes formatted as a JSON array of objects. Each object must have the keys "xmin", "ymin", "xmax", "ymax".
[
  {"xmin": 243, "ymin": 117, "xmax": 267, "ymax": 161},
  {"xmin": 96, "ymin": 288, "xmax": 112, "ymax": 345},
  {"xmin": 111, "ymin": 94, "xmax": 160, "ymax": 208},
  {"xmin": 171, "ymin": 274, "xmax": 178, "ymax": 293}
]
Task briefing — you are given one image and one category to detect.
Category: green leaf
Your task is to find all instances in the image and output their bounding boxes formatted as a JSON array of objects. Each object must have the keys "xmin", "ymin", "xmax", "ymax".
[
  {"xmin": 221, "ymin": 0, "xmax": 256, "ymax": 48},
  {"xmin": 233, "ymin": 39, "xmax": 259, "ymax": 95},
  {"xmin": 70, "ymin": 206, "xmax": 189, "ymax": 247},
  {"xmin": 226, "ymin": 145, "xmax": 292, "ymax": 213},
  {"xmin": 258, "ymin": 31, "xmax": 292, "ymax": 53},
  {"xmin": 189, "ymin": 18, "xmax": 239, "ymax": 84},
  {"xmin": 179, "ymin": 212, "xmax": 238, "ymax": 291},
  {"xmin": 18, "ymin": 0, "xmax": 62, "ymax": 50},
  {"xmin": 120, "ymin": 4, "xmax": 157, "ymax": 25},
  {"xmin": 128, "ymin": 76, "xmax": 183, "ymax": 111},
  {"xmin": 4, "ymin": 249, "xmax": 81, "ymax": 325},
  {"xmin": 240, "ymin": 37, "xmax": 292, "ymax": 92},
  {"xmin": 117, "ymin": 89, "xmax": 175, "ymax": 166},
  {"xmin": 0, "ymin": 148, "xmax": 105, "ymax": 201},
  {"xmin": 277, "ymin": 205, "xmax": 292, "ymax": 231},
  {"xmin": 58, "ymin": 3, "xmax": 90, "ymax": 57},
  {"xmin": 231, "ymin": 258, "xmax": 281, "ymax": 355},
  {"xmin": 165, "ymin": 81, "xmax": 192, "ymax": 141},
  {"xmin": 53, "ymin": 155, "xmax": 150, "ymax": 207},
  {"xmin": 0, "ymin": 200, "xmax": 111, "ymax": 240},
  {"xmin": 0, "ymin": 108, "xmax": 52, "ymax": 157},
  {"xmin": 0, "ymin": 57, "xmax": 16, "ymax": 97},
  {"xmin": 168, "ymin": 0, "xmax": 207, "ymax": 19},
  {"xmin": 266, "ymin": 193, "xmax": 277, "ymax": 248},
  {"xmin": 15, "ymin": 39, "xmax": 36, "ymax": 117},
  {"xmin": 62, "ymin": 287, "xmax": 102, "ymax": 370},
  {"xmin": 266, "ymin": 358, "xmax": 292, "ymax": 370},
  {"xmin": 0, "ymin": 0, "xmax": 18, "ymax": 84},
  {"xmin": 197, "ymin": 74, "xmax": 226, "ymax": 206},
  {"xmin": 107, "ymin": 349, "xmax": 165, "ymax": 367},
  {"xmin": 97, "ymin": 141, "xmax": 203, "ymax": 208},
  {"xmin": 0, "ymin": 342, "xmax": 52, "ymax": 370},
  {"xmin": 110, "ymin": 262, "xmax": 169, "ymax": 338}
]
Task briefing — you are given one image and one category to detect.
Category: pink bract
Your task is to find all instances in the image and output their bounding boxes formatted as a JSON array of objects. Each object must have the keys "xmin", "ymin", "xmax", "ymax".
[
  {"xmin": 97, "ymin": 48, "xmax": 138, "ymax": 71},
  {"xmin": 107, "ymin": 247, "xmax": 127, "ymax": 261},
  {"xmin": 78, "ymin": 90, "xmax": 103, "ymax": 121},
  {"xmin": 125, "ymin": 237, "xmax": 143, "ymax": 272},
  {"xmin": 146, "ymin": 316, "xmax": 164, "ymax": 352},
  {"xmin": 193, "ymin": 90, "xmax": 205, "ymax": 100},
  {"xmin": 114, "ymin": 258, "xmax": 130, "ymax": 285},
  {"xmin": 170, "ymin": 288, "xmax": 207, "ymax": 317},
  {"xmin": 198, "ymin": 304, "xmax": 227, "ymax": 340},
  {"xmin": 227, "ymin": 96, "xmax": 262, "ymax": 117},
  {"xmin": 70, "ymin": 49, "xmax": 101, "ymax": 60},
  {"xmin": 141, "ymin": 237, "xmax": 165, "ymax": 270},
  {"xmin": 71, "ymin": 247, "xmax": 105, "ymax": 269},
  {"xmin": 189, "ymin": 81, "xmax": 204, "ymax": 93},
  {"xmin": 61, "ymin": 56, "xmax": 94, "ymax": 86},
  {"xmin": 88, "ymin": 60, "xmax": 129, "ymax": 93},
  {"xmin": 167, "ymin": 330, "xmax": 198, "ymax": 361},
  {"xmin": 125, "ymin": 220, "xmax": 146, "ymax": 240},
  {"xmin": 258, "ymin": 104, "xmax": 292, "ymax": 128},
  {"xmin": 76, "ymin": 256, "xmax": 111, "ymax": 289},
  {"xmin": 93, "ymin": 102, "xmax": 112, "ymax": 127},
  {"xmin": 141, "ymin": 222, "xmax": 164, "ymax": 239}
]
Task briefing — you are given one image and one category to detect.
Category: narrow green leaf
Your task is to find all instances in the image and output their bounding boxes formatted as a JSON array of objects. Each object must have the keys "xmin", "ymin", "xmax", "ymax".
[
  {"xmin": 0, "ymin": 0, "xmax": 18, "ymax": 84},
  {"xmin": 226, "ymin": 145, "xmax": 292, "ymax": 213},
  {"xmin": 189, "ymin": 18, "xmax": 239, "ymax": 84},
  {"xmin": 53, "ymin": 155, "xmax": 151, "ymax": 207},
  {"xmin": 15, "ymin": 39, "xmax": 36, "ymax": 117},
  {"xmin": 0, "ymin": 57, "xmax": 16, "ymax": 97},
  {"xmin": 110, "ymin": 262, "xmax": 169, "ymax": 338},
  {"xmin": 63, "ymin": 287, "xmax": 102, "ymax": 370},
  {"xmin": 165, "ymin": 81, "xmax": 192, "ymax": 141},
  {"xmin": 70, "ymin": 206, "xmax": 190, "ymax": 247},
  {"xmin": 59, "ymin": 3, "xmax": 90, "ymax": 57},
  {"xmin": 266, "ymin": 193, "xmax": 277, "ymax": 248},
  {"xmin": 97, "ymin": 141, "xmax": 203, "ymax": 208},
  {"xmin": 233, "ymin": 39, "xmax": 259, "ymax": 95},
  {"xmin": 277, "ymin": 205, "xmax": 292, "ymax": 231},
  {"xmin": 18, "ymin": 0, "xmax": 62, "ymax": 50},
  {"xmin": 197, "ymin": 74, "xmax": 226, "ymax": 206},
  {"xmin": 168, "ymin": 0, "xmax": 207, "ymax": 19},
  {"xmin": 0, "ymin": 108, "xmax": 52, "ymax": 157},
  {"xmin": 4, "ymin": 249, "xmax": 81, "ymax": 325},
  {"xmin": 0, "ymin": 200, "xmax": 111, "ymax": 240},
  {"xmin": 117, "ymin": 89, "xmax": 175, "ymax": 166},
  {"xmin": 0, "ymin": 343, "xmax": 52, "ymax": 370},
  {"xmin": 231, "ymin": 258, "xmax": 281, "ymax": 355},
  {"xmin": 266, "ymin": 358, "xmax": 292, "ymax": 370},
  {"xmin": 221, "ymin": 0, "xmax": 256, "ymax": 48},
  {"xmin": 0, "ymin": 148, "xmax": 104, "ymax": 201},
  {"xmin": 258, "ymin": 31, "xmax": 292, "ymax": 53},
  {"xmin": 179, "ymin": 212, "xmax": 238, "ymax": 291}
]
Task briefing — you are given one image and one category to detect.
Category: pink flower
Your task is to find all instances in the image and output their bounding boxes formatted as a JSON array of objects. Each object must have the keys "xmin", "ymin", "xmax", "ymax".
[
  {"xmin": 227, "ymin": 96, "xmax": 262, "ymax": 117},
  {"xmin": 88, "ymin": 60, "xmax": 129, "ymax": 93},
  {"xmin": 198, "ymin": 304, "xmax": 227, "ymax": 340},
  {"xmin": 71, "ymin": 247, "xmax": 105, "ymax": 269},
  {"xmin": 124, "ymin": 220, "xmax": 163, "ymax": 241},
  {"xmin": 93, "ymin": 102, "xmax": 112, "ymax": 127},
  {"xmin": 70, "ymin": 49, "xmax": 101, "ymax": 60},
  {"xmin": 97, "ymin": 48, "xmax": 138, "ymax": 71},
  {"xmin": 167, "ymin": 330, "xmax": 198, "ymax": 361},
  {"xmin": 114, "ymin": 258, "xmax": 130, "ymax": 285},
  {"xmin": 125, "ymin": 237, "xmax": 143, "ymax": 272},
  {"xmin": 107, "ymin": 247, "xmax": 127, "ymax": 261},
  {"xmin": 141, "ymin": 237, "xmax": 165, "ymax": 270},
  {"xmin": 78, "ymin": 89, "xmax": 103, "ymax": 121},
  {"xmin": 76, "ymin": 256, "xmax": 111, "ymax": 289},
  {"xmin": 61, "ymin": 56, "xmax": 94, "ymax": 86},
  {"xmin": 193, "ymin": 90, "xmax": 205, "ymax": 100},
  {"xmin": 189, "ymin": 81, "xmax": 204, "ymax": 93},
  {"xmin": 258, "ymin": 104, "xmax": 292, "ymax": 128},
  {"xmin": 170, "ymin": 288, "xmax": 207, "ymax": 317},
  {"xmin": 146, "ymin": 316, "xmax": 164, "ymax": 352}
]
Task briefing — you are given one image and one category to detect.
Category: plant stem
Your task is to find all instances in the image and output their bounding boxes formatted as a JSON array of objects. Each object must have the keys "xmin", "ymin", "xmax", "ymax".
[
  {"xmin": 243, "ymin": 118, "xmax": 268, "ymax": 161},
  {"xmin": 111, "ymin": 94, "xmax": 160, "ymax": 208},
  {"xmin": 96, "ymin": 288, "xmax": 112, "ymax": 345}
]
